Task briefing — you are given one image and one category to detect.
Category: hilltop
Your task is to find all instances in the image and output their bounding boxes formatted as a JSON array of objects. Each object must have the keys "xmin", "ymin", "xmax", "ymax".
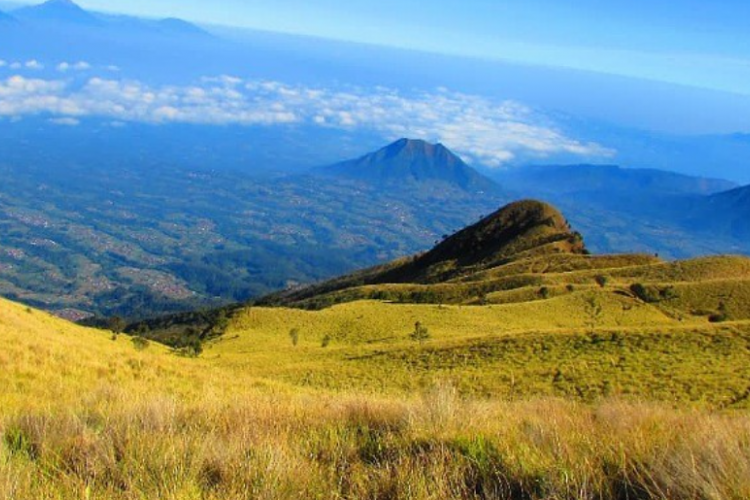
[{"xmin": 319, "ymin": 138, "xmax": 500, "ymax": 193}]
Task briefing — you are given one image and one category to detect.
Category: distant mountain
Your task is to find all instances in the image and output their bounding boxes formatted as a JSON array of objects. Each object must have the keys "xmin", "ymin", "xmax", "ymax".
[
  {"xmin": 14, "ymin": 0, "xmax": 101, "ymax": 25},
  {"xmin": 496, "ymin": 164, "xmax": 736, "ymax": 198},
  {"xmin": 691, "ymin": 185, "xmax": 750, "ymax": 240},
  {"xmin": 0, "ymin": 9, "xmax": 15, "ymax": 22},
  {"xmin": 10, "ymin": 0, "xmax": 210, "ymax": 39},
  {"xmin": 156, "ymin": 17, "xmax": 210, "ymax": 37},
  {"xmin": 319, "ymin": 138, "xmax": 500, "ymax": 193}
]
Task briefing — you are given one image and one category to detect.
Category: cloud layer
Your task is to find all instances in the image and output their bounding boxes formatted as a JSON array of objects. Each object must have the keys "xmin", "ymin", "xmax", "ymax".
[{"xmin": 0, "ymin": 70, "xmax": 613, "ymax": 166}]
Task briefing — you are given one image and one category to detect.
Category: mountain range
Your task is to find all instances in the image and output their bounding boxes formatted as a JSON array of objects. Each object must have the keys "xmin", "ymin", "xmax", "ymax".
[{"xmin": 1, "ymin": 0, "xmax": 210, "ymax": 41}]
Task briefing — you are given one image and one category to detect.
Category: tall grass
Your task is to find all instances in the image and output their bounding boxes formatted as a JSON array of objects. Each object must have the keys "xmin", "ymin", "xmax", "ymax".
[{"xmin": 1, "ymin": 385, "xmax": 749, "ymax": 499}]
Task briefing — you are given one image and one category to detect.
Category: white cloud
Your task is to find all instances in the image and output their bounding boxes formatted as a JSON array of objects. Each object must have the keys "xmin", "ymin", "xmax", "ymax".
[
  {"xmin": 57, "ymin": 61, "xmax": 91, "ymax": 72},
  {"xmin": 0, "ymin": 60, "xmax": 6, "ymax": 68},
  {"xmin": 9, "ymin": 62, "xmax": 21, "ymax": 69},
  {"xmin": 49, "ymin": 117, "xmax": 80, "ymax": 126},
  {"xmin": 0, "ymin": 73, "xmax": 613, "ymax": 166},
  {"xmin": 25, "ymin": 60, "xmax": 44, "ymax": 70}
]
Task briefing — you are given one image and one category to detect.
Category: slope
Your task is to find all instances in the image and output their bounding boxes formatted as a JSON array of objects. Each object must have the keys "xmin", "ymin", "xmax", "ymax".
[
  {"xmin": 4, "ymin": 298, "xmax": 750, "ymax": 499},
  {"xmin": 259, "ymin": 199, "xmax": 586, "ymax": 307}
]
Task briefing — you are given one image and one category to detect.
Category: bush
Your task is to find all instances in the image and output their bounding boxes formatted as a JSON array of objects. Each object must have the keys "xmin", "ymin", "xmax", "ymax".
[
  {"xmin": 410, "ymin": 322, "xmax": 430, "ymax": 343},
  {"xmin": 289, "ymin": 328, "xmax": 300, "ymax": 347},
  {"xmin": 594, "ymin": 275, "xmax": 609, "ymax": 288},
  {"xmin": 630, "ymin": 283, "xmax": 659, "ymax": 303},
  {"xmin": 131, "ymin": 336, "xmax": 150, "ymax": 351}
]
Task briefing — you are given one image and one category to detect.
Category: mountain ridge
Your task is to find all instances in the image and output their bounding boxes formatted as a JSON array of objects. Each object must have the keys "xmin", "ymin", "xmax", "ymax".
[{"xmin": 496, "ymin": 164, "xmax": 737, "ymax": 197}]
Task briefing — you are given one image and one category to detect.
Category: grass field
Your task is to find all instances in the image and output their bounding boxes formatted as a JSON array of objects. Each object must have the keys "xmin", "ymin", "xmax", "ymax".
[{"xmin": 3, "ymin": 280, "xmax": 750, "ymax": 499}]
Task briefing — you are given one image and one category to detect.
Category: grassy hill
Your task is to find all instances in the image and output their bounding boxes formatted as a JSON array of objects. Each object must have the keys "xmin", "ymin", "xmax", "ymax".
[{"xmin": 3, "ymin": 199, "xmax": 750, "ymax": 498}]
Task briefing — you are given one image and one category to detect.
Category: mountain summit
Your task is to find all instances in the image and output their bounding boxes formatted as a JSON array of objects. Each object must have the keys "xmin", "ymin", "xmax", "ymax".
[
  {"xmin": 15, "ymin": 0, "xmax": 101, "ymax": 25},
  {"xmin": 320, "ymin": 139, "xmax": 499, "ymax": 193}
]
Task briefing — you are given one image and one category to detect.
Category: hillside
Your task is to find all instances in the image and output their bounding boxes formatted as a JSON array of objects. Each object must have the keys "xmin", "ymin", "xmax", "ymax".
[
  {"xmin": 4, "ymin": 195, "xmax": 750, "ymax": 497},
  {"xmin": 132, "ymin": 198, "xmax": 750, "ymax": 403},
  {"xmin": 692, "ymin": 185, "xmax": 750, "ymax": 240},
  {"xmin": 257, "ymin": 200, "xmax": 587, "ymax": 307},
  {"xmin": 319, "ymin": 138, "xmax": 500, "ymax": 193}
]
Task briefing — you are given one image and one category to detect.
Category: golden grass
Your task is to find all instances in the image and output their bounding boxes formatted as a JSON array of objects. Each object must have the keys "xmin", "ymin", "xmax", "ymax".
[{"xmin": 3, "ymin": 293, "xmax": 750, "ymax": 499}]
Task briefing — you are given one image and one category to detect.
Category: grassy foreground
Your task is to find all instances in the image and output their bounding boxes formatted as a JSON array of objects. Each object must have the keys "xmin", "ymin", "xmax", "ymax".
[{"xmin": 2, "ymin": 297, "xmax": 750, "ymax": 499}]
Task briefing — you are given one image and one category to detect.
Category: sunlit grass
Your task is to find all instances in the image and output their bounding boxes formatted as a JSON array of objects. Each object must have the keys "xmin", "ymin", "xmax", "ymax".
[{"xmin": 2, "ymin": 275, "xmax": 750, "ymax": 499}]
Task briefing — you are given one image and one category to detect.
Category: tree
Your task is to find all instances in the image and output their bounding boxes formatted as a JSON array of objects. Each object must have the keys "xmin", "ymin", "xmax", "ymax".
[
  {"xmin": 289, "ymin": 328, "xmax": 300, "ymax": 347},
  {"xmin": 131, "ymin": 336, "xmax": 149, "ymax": 351},
  {"xmin": 410, "ymin": 321, "xmax": 430, "ymax": 343},
  {"xmin": 107, "ymin": 316, "xmax": 126, "ymax": 334}
]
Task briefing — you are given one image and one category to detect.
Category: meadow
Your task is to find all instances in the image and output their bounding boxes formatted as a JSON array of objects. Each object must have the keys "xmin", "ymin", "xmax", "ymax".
[{"xmin": 3, "ymin": 272, "xmax": 750, "ymax": 499}]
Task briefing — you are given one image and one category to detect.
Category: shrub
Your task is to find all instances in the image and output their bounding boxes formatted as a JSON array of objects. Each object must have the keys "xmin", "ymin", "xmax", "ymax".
[
  {"xmin": 131, "ymin": 336, "xmax": 150, "ymax": 351},
  {"xmin": 289, "ymin": 328, "xmax": 300, "ymax": 347},
  {"xmin": 594, "ymin": 275, "xmax": 609, "ymax": 288},
  {"xmin": 630, "ymin": 283, "xmax": 659, "ymax": 303},
  {"xmin": 410, "ymin": 321, "xmax": 430, "ymax": 343}
]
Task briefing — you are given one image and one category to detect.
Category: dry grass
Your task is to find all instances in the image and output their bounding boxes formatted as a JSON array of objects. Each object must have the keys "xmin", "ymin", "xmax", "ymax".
[
  {"xmin": 2, "ymin": 386, "xmax": 750, "ymax": 500},
  {"xmin": 2, "ymin": 296, "xmax": 750, "ymax": 499}
]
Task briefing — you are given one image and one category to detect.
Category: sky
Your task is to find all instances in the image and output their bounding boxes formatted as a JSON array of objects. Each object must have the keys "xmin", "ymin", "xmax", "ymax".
[{"xmin": 10, "ymin": 0, "xmax": 749, "ymax": 96}]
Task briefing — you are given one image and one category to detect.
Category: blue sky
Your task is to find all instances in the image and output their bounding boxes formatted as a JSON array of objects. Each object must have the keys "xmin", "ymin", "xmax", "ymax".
[{"xmin": 20, "ymin": 0, "xmax": 747, "ymax": 96}]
